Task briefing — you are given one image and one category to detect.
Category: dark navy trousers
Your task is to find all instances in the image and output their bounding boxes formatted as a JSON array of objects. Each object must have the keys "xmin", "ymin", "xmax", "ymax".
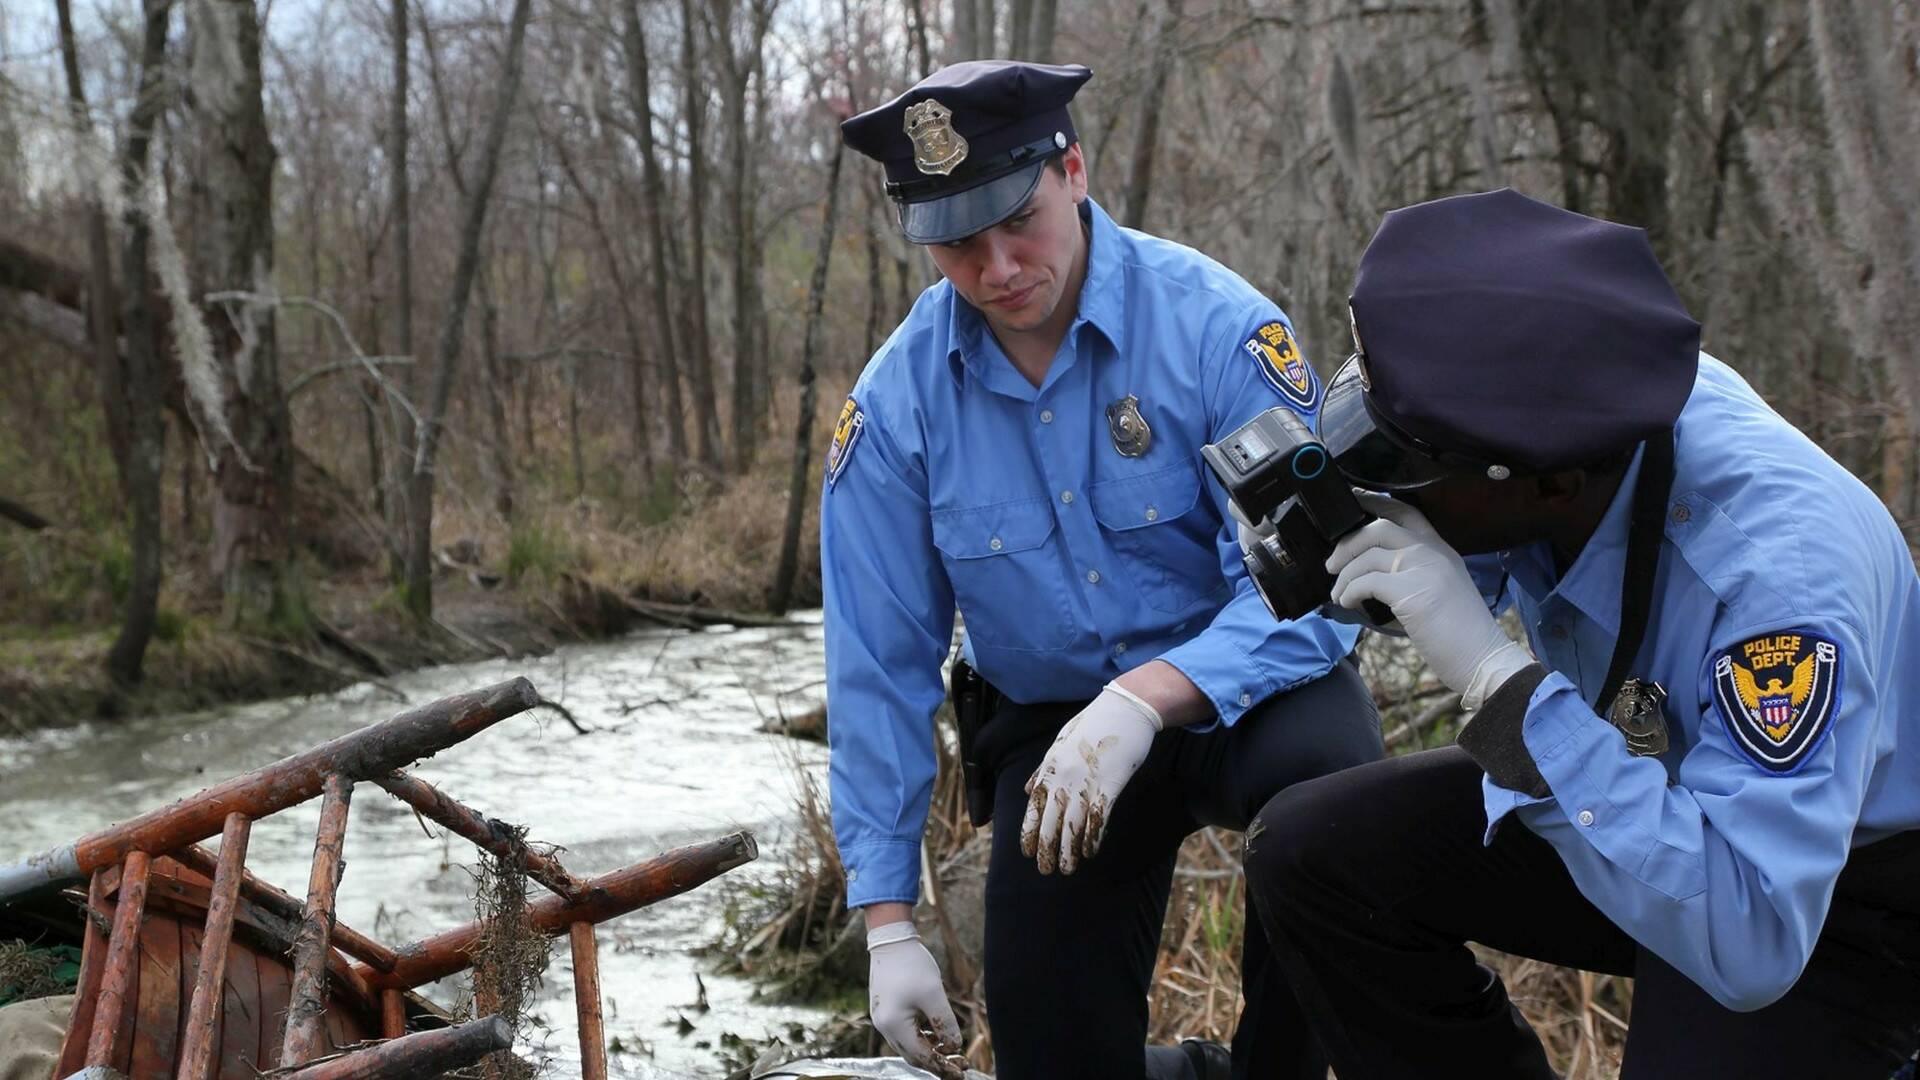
[{"xmin": 974, "ymin": 657, "xmax": 1382, "ymax": 1080}]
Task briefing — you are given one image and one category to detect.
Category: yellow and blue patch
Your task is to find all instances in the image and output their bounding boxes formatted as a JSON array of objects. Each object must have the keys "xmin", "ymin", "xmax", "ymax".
[
  {"xmin": 825, "ymin": 396, "xmax": 866, "ymax": 489},
  {"xmin": 1243, "ymin": 320, "xmax": 1318, "ymax": 413},
  {"xmin": 1710, "ymin": 629, "xmax": 1841, "ymax": 774}
]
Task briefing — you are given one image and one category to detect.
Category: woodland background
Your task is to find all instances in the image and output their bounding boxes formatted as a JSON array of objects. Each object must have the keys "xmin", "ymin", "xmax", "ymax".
[{"xmin": 0, "ymin": 2, "xmax": 1916, "ymax": 1075}]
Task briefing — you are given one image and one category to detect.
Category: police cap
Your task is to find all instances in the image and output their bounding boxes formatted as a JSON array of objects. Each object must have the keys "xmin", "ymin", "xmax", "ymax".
[
  {"xmin": 1321, "ymin": 188, "xmax": 1702, "ymax": 491},
  {"xmin": 840, "ymin": 60, "xmax": 1091, "ymax": 244}
]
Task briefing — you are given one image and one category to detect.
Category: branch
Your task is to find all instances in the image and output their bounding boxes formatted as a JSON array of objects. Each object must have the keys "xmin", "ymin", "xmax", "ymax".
[{"xmin": 0, "ymin": 495, "xmax": 52, "ymax": 531}]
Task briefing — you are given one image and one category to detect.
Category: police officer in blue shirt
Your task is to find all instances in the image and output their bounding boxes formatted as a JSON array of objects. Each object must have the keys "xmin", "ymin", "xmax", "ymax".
[
  {"xmin": 1240, "ymin": 189, "xmax": 1920, "ymax": 1077},
  {"xmin": 826, "ymin": 61, "xmax": 1383, "ymax": 1080}
]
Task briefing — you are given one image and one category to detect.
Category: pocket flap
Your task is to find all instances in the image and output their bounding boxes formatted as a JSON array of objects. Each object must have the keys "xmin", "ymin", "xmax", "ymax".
[
  {"xmin": 932, "ymin": 498, "xmax": 1057, "ymax": 559},
  {"xmin": 1089, "ymin": 461, "xmax": 1203, "ymax": 532}
]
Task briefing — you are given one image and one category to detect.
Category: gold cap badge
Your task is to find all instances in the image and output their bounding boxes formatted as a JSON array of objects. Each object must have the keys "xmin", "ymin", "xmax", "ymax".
[{"xmin": 904, "ymin": 98, "xmax": 968, "ymax": 176}]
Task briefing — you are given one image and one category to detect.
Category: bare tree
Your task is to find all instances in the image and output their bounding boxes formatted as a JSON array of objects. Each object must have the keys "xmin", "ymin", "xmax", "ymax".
[
  {"xmin": 709, "ymin": 0, "xmax": 779, "ymax": 470},
  {"xmin": 105, "ymin": 0, "xmax": 174, "ymax": 685},
  {"xmin": 772, "ymin": 136, "xmax": 846, "ymax": 613},
  {"xmin": 403, "ymin": 0, "xmax": 536, "ymax": 618},
  {"xmin": 621, "ymin": 0, "xmax": 688, "ymax": 461},
  {"xmin": 676, "ymin": 0, "xmax": 725, "ymax": 472},
  {"xmin": 1122, "ymin": 0, "xmax": 1180, "ymax": 230}
]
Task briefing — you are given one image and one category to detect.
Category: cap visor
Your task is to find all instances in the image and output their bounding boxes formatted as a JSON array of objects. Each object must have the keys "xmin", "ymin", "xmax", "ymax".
[
  {"xmin": 1318, "ymin": 356, "xmax": 1454, "ymax": 492},
  {"xmin": 898, "ymin": 160, "xmax": 1047, "ymax": 244}
]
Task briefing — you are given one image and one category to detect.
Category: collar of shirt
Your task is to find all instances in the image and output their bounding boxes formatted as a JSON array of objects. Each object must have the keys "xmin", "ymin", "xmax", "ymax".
[
  {"xmin": 1499, "ymin": 440, "xmax": 1647, "ymax": 639},
  {"xmin": 944, "ymin": 198, "xmax": 1129, "ymax": 396}
]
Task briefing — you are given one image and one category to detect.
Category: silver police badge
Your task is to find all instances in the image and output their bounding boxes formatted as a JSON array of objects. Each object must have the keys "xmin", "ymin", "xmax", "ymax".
[
  {"xmin": 904, "ymin": 98, "xmax": 968, "ymax": 176},
  {"xmin": 1106, "ymin": 395, "xmax": 1152, "ymax": 457},
  {"xmin": 1608, "ymin": 678, "xmax": 1670, "ymax": 757}
]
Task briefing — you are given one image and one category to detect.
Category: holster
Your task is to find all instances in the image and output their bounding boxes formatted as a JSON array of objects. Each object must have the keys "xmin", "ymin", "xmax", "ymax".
[{"xmin": 949, "ymin": 659, "xmax": 999, "ymax": 828}]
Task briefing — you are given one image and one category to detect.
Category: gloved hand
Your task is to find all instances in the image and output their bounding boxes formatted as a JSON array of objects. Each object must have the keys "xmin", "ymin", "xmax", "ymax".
[
  {"xmin": 866, "ymin": 921, "xmax": 966, "ymax": 1079},
  {"xmin": 1325, "ymin": 493, "xmax": 1533, "ymax": 710},
  {"xmin": 1021, "ymin": 684, "xmax": 1161, "ymax": 875}
]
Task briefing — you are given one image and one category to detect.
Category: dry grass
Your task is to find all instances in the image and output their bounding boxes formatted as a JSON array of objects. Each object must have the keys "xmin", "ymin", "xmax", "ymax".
[{"xmin": 738, "ymin": 629, "xmax": 1631, "ymax": 1078}]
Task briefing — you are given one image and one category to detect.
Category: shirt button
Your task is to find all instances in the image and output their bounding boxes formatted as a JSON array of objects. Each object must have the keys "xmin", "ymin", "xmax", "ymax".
[
  {"xmin": 1086, "ymin": 569, "xmax": 1101, "ymax": 584},
  {"xmin": 1239, "ymin": 693, "xmax": 1253, "ymax": 707},
  {"xmin": 1040, "ymin": 409, "xmax": 1054, "ymax": 424},
  {"xmin": 847, "ymin": 868, "xmax": 859, "ymax": 882},
  {"xmin": 989, "ymin": 537, "xmax": 1003, "ymax": 551},
  {"xmin": 1144, "ymin": 506, "xmax": 1159, "ymax": 522},
  {"xmin": 1061, "ymin": 490, "xmax": 1075, "ymax": 505},
  {"xmin": 1114, "ymin": 641, "xmax": 1128, "ymax": 655},
  {"xmin": 1577, "ymin": 809, "xmax": 1595, "ymax": 827},
  {"xmin": 1670, "ymin": 503, "xmax": 1691, "ymax": 524}
]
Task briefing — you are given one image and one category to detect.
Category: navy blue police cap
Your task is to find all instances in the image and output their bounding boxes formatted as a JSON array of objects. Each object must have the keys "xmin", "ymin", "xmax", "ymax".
[
  {"xmin": 840, "ymin": 61, "xmax": 1091, "ymax": 244},
  {"xmin": 1319, "ymin": 188, "xmax": 1702, "ymax": 491}
]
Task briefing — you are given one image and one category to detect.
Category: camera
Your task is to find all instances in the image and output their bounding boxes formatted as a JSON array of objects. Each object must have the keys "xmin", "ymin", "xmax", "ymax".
[{"xmin": 1200, "ymin": 408, "xmax": 1392, "ymax": 624}]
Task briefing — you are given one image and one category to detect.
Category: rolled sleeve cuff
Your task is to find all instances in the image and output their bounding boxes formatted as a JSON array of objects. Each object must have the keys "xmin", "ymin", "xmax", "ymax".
[{"xmin": 841, "ymin": 838, "xmax": 923, "ymax": 909}]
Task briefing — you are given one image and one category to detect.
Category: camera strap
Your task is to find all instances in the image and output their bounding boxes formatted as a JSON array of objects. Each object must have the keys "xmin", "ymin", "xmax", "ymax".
[{"xmin": 1595, "ymin": 429, "xmax": 1677, "ymax": 716}]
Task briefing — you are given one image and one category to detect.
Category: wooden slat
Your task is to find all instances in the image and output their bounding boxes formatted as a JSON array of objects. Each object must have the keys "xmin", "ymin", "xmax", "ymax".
[
  {"xmin": 280, "ymin": 773, "xmax": 354, "ymax": 1065},
  {"xmin": 172, "ymin": 840, "xmax": 398, "ymax": 973},
  {"xmin": 129, "ymin": 878, "xmax": 183, "ymax": 1077},
  {"xmin": 380, "ymin": 989, "xmax": 407, "ymax": 1040},
  {"xmin": 178, "ymin": 811, "xmax": 251, "ymax": 1080},
  {"xmin": 85, "ymin": 850, "xmax": 151, "ymax": 1068},
  {"xmin": 372, "ymin": 770, "xmax": 586, "ymax": 900},
  {"xmin": 570, "ymin": 921, "xmax": 608, "ymax": 1080},
  {"xmin": 55, "ymin": 873, "xmax": 111, "ymax": 1075}
]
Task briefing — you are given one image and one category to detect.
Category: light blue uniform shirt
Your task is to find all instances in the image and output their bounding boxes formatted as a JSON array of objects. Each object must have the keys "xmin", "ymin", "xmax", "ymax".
[
  {"xmin": 820, "ymin": 199, "xmax": 1357, "ymax": 908},
  {"xmin": 1472, "ymin": 355, "xmax": 1920, "ymax": 1011}
]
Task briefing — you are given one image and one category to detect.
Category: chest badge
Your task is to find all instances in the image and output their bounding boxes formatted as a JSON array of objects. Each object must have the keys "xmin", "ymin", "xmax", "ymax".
[
  {"xmin": 904, "ymin": 98, "xmax": 968, "ymax": 176},
  {"xmin": 1106, "ymin": 395, "xmax": 1152, "ymax": 457},
  {"xmin": 1607, "ymin": 678, "xmax": 1670, "ymax": 757}
]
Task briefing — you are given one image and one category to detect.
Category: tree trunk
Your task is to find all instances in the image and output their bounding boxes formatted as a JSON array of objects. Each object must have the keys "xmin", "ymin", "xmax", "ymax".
[
  {"xmin": 403, "ymin": 0, "xmax": 535, "ymax": 619},
  {"xmin": 1029, "ymin": 0, "xmax": 1059, "ymax": 62},
  {"xmin": 905, "ymin": 0, "xmax": 933, "ymax": 76},
  {"xmin": 187, "ymin": 0, "xmax": 295, "ymax": 631},
  {"xmin": 106, "ymin": 0, "xmax": 173, "ymax": 687},
  {"xmin": 863, "ymin": 186, "xmax": 884, "ymax": 358},
  {"xmin": 771, "ymin": 139, "xmax": 845, "ymax": 614},
  {"xmin": 678, "ymin": 0, "xmax": 724, "ymax": 473},
  {"xmin": 621, "ymin": 0, "xmax": 688, "ymax": 460},
  {"xmin": 385, "ymin": 0, "xmax": 413, "ymax": 564},
  {"xmin": 1123, "ymin": 0, "xmax": 1180, "ymax": 230},
  {"xmin": 1009, "ymin": 0, "xmax": 1032, "ymax": 59},
  {"xmin": 952, "ymin": 0, "xmax": 978, "ymax": 61},
  {"xmin": 977, "ymin": 0, "xmax": 997, "ymax": 57},
  {"xmin": 478, "ymin": 273, "xmax": 514, "ymax": 521},
  {"xmin": 710, "ymin": 0, "xmax": 774, "ymax": 472}
]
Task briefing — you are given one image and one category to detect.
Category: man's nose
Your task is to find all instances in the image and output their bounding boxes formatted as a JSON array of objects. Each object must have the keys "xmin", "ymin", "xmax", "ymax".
[{"xmin": 978, "ymin": 236, "xmax": 1019, "ymax": 288}]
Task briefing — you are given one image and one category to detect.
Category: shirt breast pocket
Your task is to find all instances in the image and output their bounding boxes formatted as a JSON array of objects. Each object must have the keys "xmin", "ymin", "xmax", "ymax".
[
  {"xmin": 931, "ymin": 497, "xmax": 1075, "ymax": 652},
  {"xmin": 1089, "ymin": 461, "xmax": 1228, "ymax": 615}
]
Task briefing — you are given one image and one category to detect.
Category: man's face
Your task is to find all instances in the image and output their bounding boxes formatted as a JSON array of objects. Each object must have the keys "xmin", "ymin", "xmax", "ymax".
[
  {"xmin": 925, "ymin": 145, "xmax": 1089, "ymax": 336},
  {"xmin": 1393, "ymin": 473, "xmax": 1546, "ymax": 556}
]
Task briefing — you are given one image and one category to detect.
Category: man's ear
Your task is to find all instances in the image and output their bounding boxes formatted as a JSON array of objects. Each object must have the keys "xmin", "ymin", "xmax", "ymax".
[{"xmin": 1062, "ymin": 143, "xmax": 1089, "ymax": 202}]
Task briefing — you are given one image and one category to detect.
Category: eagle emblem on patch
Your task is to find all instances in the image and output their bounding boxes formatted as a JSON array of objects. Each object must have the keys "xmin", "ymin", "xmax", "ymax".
[
  {"xmin": 825, "ymin": 396, "xmax": 866, "ymax": 489},
  {"xmin": 1243, "ymin": 320, "xmax": 1318, "ymax": 413},
  {"xmin": 1711, "ymin": 629, "xmax": 1841, "ymax": 774}
]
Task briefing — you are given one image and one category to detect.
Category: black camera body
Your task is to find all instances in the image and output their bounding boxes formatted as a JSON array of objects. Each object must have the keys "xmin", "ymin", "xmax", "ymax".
[{"xmin": 1201, "ymin": 408, "xmax": 1391, "ymax": 624}]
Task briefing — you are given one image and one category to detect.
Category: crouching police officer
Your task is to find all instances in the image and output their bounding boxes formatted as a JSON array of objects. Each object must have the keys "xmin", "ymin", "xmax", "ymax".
[
  {"xmin": 823, "ymin": 61, "xmax": 1383, "ymax": 1080},
  {"xmin": 1240, "ymin": 188, "xmax": 1920, "ymax": 1078}
]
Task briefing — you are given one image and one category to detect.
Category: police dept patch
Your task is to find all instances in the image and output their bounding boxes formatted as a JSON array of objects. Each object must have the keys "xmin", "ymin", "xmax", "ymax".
[
  {"xmin": 1243, "ymin": 321, "xmax": 1318, "ymax": 412},
  {"xmin": 1711, "ymin": 629, "xmax": 1841, "ymax": 774},
  {"xmin": 825, "ymin": 397, "xmax": 866, "ymax": 489}
]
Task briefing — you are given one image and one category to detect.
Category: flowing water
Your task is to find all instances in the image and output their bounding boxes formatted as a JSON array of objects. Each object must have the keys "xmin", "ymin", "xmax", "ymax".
[{"xmin": 0, "ymin": 617, "xmax": 835, "ymax": 1078}]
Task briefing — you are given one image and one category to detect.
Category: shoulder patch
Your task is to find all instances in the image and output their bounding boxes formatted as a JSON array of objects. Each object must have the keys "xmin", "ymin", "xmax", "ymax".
[
  {"xmin": 1242, "ymin": 320, "xmax": 1318, "ymax": 413},
  {"xmin": 1710, "ymin": 629, "xmax": 1841, "ymax": 774},
  {"xmin": 825, "ymin": 396, "xmax": 867, "ymax": 489}
]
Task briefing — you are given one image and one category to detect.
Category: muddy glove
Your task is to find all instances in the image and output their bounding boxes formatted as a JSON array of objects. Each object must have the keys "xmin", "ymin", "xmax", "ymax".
[
  {"xmin": 866, "ymin": 921, "xmax": 966, "ymax": 1079},
  {"xmin": 1020, "ymin": 684, "xmax": 1161, "ymax": 875},
  {"xmin": 1325, "ymin": 493, "xmax": 1533, "ymax": 710}
]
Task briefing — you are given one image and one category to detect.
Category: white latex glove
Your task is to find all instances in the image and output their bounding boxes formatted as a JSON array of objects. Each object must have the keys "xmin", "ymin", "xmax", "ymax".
[
  {"xmin": 866, "ymin": 922, "xmax": 966, "ymax": 1080},
  {"xmin": 1020, "ymin": 684, "xmax": 1161, "ymax": 875},
  {"xmin": 1326, "ymin": 493, "xmax": 1533, "ymax": 710}
]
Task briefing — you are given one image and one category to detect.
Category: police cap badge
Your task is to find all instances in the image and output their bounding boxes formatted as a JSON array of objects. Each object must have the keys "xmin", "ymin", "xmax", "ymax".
[
  {"xmin": 1711, "ymin": 629, "xmax": 1841, "ymax": 774},
  {"xmin": 904, "ymin": 98, "xmax": 968, "ymax": 176}
]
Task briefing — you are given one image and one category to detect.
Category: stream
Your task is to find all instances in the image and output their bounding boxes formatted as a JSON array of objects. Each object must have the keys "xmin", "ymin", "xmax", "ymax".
[{"xmin": 0, "ymin": 616, "xmax": 835, "ymax": 1078}]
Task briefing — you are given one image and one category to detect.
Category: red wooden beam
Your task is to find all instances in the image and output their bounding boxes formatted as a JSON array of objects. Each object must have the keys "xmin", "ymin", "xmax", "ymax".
[
  {"xmin": 275, "ymin": 1014, "xmax": 513, "ymax": 1079},
  {"xmin": 280, "ymin": 774, "xmax": 354, "ymax": 1066},
  {"xmin": 84, "ymin": 850, "xmax": 151, "ymax": 1068},
  {"xmin": 570, "ymin": 921, "xmax": 608, "ymax": 1080},
  {"xmin": 372, "ymin": 769, "xmax": 586, "ymax": 900},
  {"xmin": 0, "ymin": 679, "xmax": 539, "ymax": 903},
  {"xmin": 177, "ymin": 812, "xmax": 251, "ymax": 1080},
  {"xmin": 356, "ymin": 831, "xmax": 757, "ymax": 991},
  {"xmin": 171, "ymin": 840, "xmax": 398, "ymax": 973}
]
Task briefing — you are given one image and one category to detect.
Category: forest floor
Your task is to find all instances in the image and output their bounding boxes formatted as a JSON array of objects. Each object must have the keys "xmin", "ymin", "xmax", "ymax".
[{"xmin": 0, "ymin": 442, "xmax": 824, "ymax": 733}]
